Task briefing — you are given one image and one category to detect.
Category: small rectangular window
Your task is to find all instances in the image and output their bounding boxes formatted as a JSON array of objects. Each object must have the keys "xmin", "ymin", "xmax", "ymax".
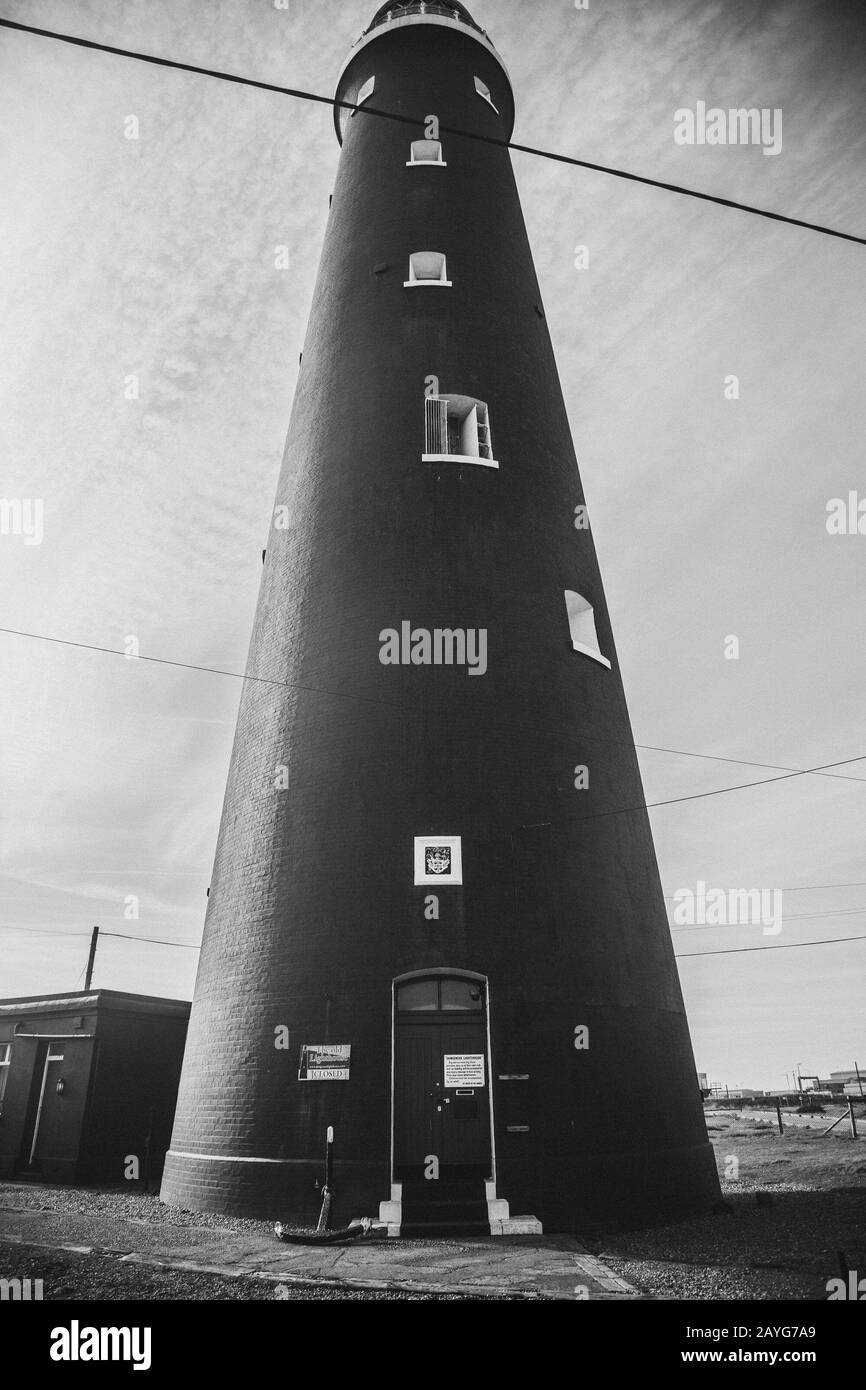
[
  {"xmin": 404, "ymin": 251, "xmax": 451, "ymax": 287},
  {"xmin": 423, "ymin": 394, "xmax": 498, "ymax": 468},
  {"xmin": 407, "ymin": 139, "xmax": 446, "ymax": 166},
  {"xmin": 564, "ymin": 590, "xmax": 611, "ymax": 669},
  {"xmin": 474, "ymin": 76, "xmax": 499, "ymax": 113}
]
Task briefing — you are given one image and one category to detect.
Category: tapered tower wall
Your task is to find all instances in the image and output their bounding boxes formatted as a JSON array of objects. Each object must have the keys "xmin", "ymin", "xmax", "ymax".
[{"xmin": 161, "ymin": 5, "xmax": 720, "ymax": 1231}]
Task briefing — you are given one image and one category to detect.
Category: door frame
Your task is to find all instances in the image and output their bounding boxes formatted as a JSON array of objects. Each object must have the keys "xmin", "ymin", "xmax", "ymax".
[
  {"xmin": 390, "ymin": 968, "xmax": 496, "ymax": 1186},
  {"xmin": 27, "ymin": 1040, "xmax": 65, "ymax": 1166}
]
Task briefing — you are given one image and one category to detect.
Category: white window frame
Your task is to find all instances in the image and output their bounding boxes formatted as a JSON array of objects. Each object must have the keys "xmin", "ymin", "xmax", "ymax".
[
  {"xmin": 414, "ymin": 835, "xmax": 463, "ymax": 886},
  {"xmin": 564, "ymin": 590, "xmax": 611, "ymax": 669},
  {"xmin": 474, "ymin": 76, "xmax": 499, "ymax": 113},
  {"xmin": 406, "ymin": 138, "xmax": 446, "ymax": 167},
  {"xmin": 0, "ymin": 1043, "xmax": 10, "ymax": 1114},
  {"xmin": 351, "ymin": 75, "xmax": 375, "ymax": 115},
  {"xmin": 404, "ymin": 251, "xmax": 452, "ymax": 287},
  {"xmin": 423, "ymin": 394, "xmax": 498, "ymax": 468}
]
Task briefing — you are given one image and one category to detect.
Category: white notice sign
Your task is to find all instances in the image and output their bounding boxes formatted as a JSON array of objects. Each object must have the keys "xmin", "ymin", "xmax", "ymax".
[{"xmin": 443, "ymin": 1054, "xmax": 485, "ymax": 1088}]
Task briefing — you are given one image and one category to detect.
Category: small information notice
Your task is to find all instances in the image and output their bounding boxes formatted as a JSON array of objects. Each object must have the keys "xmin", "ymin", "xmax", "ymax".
[
  {"xmin": 298, "ymin": 1044, "xmax": 351, "ymax": 1081},
  {"xmin": 443, "ymin": 1054, "xmax": 485, "ymax": 1087}
]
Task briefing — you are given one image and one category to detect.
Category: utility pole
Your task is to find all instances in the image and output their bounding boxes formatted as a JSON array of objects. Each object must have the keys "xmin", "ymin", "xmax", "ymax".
[
  {"xmin": 83, "ymin": 926, "xmax": 99, "ymax": 990},
  {"xmin": 855, "ymin": 1061, "xmax": 864, "ymax": 1100}
]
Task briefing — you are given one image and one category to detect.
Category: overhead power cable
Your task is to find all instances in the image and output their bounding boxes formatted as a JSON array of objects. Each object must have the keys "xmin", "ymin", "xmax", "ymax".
[
  {"xmin": 675, "ymin": 933, "xmax": 866, "ymax": 959},
  {"xmin": 666, "ymin": 879, "xmax": 866, "ymax": 899},
  {"xmin": 1, "ymin": 622, "xmax": 864, "ymax": 787},
  {"xmin": 99, "ymin": 930, "xmax": 199, "ymax": 949},
  {"xmin": 0, "ymin": 924, "xmax": 94, "ymax": 939},
  {"xmin": 641, "ymin": 744, "xmax": 866, "ymax": 785},
  {"xmin": 0, "ymin": 922, "xmax": 198, "ymax": 948},
  {"xmin": 2, "ymin": 624, "xmax": 865, "ymax": 821},
  {"xmin": 519, "ymin": 751, "xmax": 866, "ymax": 827},
  {"xmin": 5, "ymin": 902, "xmax": 864, "ymax": 947},
  {"xmin": 1, "ymin": 18, "xmax": 864, "ymax": 246},
  {"xmin": 671, "ymin": 907, "xmax": 866, "ymax": 932},
  {"xmin": 3, "ymin": 919, "xmax": 862, "ymax": 961}
]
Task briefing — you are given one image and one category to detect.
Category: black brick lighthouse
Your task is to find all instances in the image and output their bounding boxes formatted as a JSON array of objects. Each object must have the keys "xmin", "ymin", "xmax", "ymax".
[{"xmin": 161, "ymin": 1, "xmax": 721, "ymax": 1233}]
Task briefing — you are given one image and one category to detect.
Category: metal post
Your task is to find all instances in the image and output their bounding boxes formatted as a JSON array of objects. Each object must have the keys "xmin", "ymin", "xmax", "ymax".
[
  {"xmin": 821, "ymin": 1112, "xmax": 847, "ymax": 1137},
  {"xmin": 142, "ymin": 1106, "xmax": 154, "ymax": 1191},
  {"xmin": 325, "ymin": 1124, "xmax": 334, "ymax": 1188},
  {"xmin": 855, "ymin": 1061, "xmax": 864, "ymax": 1100},
  {"xmin": 83, "ymin": 927, "xmax": 99, "ymax": 990},
  {"xmin": 315, "ymin": 1126, "xmax": 334, "ymax": 1233}
]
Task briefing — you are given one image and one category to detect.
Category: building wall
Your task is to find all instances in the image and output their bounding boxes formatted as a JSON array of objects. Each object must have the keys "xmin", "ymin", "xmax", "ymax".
[
  {"xmin": 163, "ymin": 14, "xmax": 720, "ymax": 1230},
  {"xmin": 77, "ymin": 1003, "xmax": 188, "ymax": 1185},
  {"xmin": 0, "ymin": 995, "xmax": 188, "ymax": 1185}
]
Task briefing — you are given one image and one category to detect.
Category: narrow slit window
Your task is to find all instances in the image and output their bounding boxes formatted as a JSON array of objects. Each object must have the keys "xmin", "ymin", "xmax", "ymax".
[
  {"xmin": 474, "ymin": 76, "xmax": 499, "ymax": 113},
  {"xmin": 404, "ymin": 251, "xmax": 451, "ymax": 287},
  {"xmin": 423, "ymin": 394, "xmax": 498, "ymax": 469},
  {"xmin": 352, "ymin": 75, "xmax": 375, "ymax": 114},
  {"xmin": 564, "ymin": 591, "xmax": 611, "ymax": 668},
  {"xmin": 407, "ymin": 139, "xmax": 446, "ymax": 166}
]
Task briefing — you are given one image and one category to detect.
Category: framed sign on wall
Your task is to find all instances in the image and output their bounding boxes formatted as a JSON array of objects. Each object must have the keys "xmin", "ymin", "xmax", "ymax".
[
  {"xmin": 413, "ymin": 834, "xmax": 463, "ymax": 885},
  {"xmin": 298, "ymin": 1044, "xmax": 351, "ymax": 1081}
]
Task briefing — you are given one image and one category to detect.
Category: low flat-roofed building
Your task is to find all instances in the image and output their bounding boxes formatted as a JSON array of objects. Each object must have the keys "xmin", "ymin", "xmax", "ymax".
[{"xmin": 0, "ymin": 990, "xmax": 189, "ymax": 1185}]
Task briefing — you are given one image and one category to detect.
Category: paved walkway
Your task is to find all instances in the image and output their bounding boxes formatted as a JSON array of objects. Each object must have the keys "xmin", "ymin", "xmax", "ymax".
[{"xmin": 0, "ymin": 1191, "xmax": 641, "ymax": 1300}]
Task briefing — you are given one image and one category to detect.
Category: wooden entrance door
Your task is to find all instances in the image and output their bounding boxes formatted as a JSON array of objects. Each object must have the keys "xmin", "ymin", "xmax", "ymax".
[
  {"xmin": 393, "ymin": 976, "xmax": 491, "ymax": 1180},
  {"xmin": 21, "ymin": 1040, "xmax": 65, "ymax": 1169}
]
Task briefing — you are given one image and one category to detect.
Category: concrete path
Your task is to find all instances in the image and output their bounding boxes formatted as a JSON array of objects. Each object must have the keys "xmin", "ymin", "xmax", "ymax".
[{"xmin": 0, "ymin": 1194, "xmax": 641, "ymax": 1300}]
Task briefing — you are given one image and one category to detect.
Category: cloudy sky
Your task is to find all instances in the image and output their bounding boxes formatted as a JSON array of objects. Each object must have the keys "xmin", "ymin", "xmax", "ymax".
[{"xmin": 1, "ymin": 0, "xmax": 864, "ymax": 1091}]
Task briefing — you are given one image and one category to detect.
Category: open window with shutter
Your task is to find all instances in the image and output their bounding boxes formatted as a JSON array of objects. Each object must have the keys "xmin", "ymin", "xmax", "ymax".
[
  {"xmin": 564, "ymin": 591, "xmax": 611, "ymax": 668},
  {"xmin": 423, "ymin": 394, "xmax": 498, "ymax": 468},
  {"xmin": 353, "ymin": 76, "xmax": 375, "ymax": 111},
  {"xmin": 404, "ymin": 251, "xmax": 452, "ymax": 287},
  {"xmin": 407, "ymin": 139, "xmax": 446, "ymax": 166},
  {"xmin": 473, "ymin": 76, "xmax": 499, "ymax": 113}
]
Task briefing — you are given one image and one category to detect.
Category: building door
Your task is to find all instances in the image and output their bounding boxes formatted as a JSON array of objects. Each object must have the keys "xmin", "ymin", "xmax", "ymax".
[
  {"xmin": 393, "ymin": 975, "xmax": 492, "ymax": 1180},
  {"xmin": 21, "ymin": 1040, "xmax": 65, "ymax": 1169}
]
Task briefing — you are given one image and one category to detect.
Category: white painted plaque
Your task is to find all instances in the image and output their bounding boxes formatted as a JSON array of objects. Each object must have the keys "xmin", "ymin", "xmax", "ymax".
[{"xmin": 443, "ymin": 1053, "xmax": 485, "ymax": 1087}]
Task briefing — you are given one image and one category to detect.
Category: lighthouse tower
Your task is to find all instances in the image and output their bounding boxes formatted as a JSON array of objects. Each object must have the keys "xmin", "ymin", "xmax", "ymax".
[{"xmin": 161, "ymin": 1, "xmax": 720, "ymax": 1234}]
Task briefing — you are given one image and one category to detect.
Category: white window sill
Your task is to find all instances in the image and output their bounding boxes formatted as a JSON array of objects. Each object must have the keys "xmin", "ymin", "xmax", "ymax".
[
  {"xmin": 406, "ymin": 160, "xmax": 448, "ymax": 167},
  {"xmin": 422, "ymin": 453, "xmax": 499, "ymax": 469},
  {"xmin": 404, "ymin": 280, "xmax": 452, "ymax": 287},
  {"xmin": 572, "ymin": 640, "xmax": 611, "ymax": 669}
]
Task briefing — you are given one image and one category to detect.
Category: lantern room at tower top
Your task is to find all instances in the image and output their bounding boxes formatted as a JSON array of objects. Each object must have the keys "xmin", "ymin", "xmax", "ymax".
[{"xmin": 334, "ymin": 1, "xmax": 515, "ymax": 144}]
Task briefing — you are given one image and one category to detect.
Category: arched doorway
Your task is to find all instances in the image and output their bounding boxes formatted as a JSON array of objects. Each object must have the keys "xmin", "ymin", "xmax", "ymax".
[{"xmin": 392, "ymin": 971, "xmax": 493, "ymax": 1181}]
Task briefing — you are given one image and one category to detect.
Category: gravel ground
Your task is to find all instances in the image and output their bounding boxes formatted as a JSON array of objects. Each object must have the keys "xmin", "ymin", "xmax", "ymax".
[
  {"xmin": 584, "ymin": 1116, "xmax": 866, "ymax": 1300},
  {"xmin": 2, "ymin": 1184, "xmax": 277, "ymax": 1236},
  {"xmin": 2, "ymin": 1113, "xmax": 863, "ymax": 1300}
]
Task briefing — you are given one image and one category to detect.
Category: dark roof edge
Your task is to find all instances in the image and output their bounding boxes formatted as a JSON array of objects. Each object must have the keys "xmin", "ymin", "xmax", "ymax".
[{"xmin": 0, "ymin": 988, "xmax": 191, "ymax": 1015}]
